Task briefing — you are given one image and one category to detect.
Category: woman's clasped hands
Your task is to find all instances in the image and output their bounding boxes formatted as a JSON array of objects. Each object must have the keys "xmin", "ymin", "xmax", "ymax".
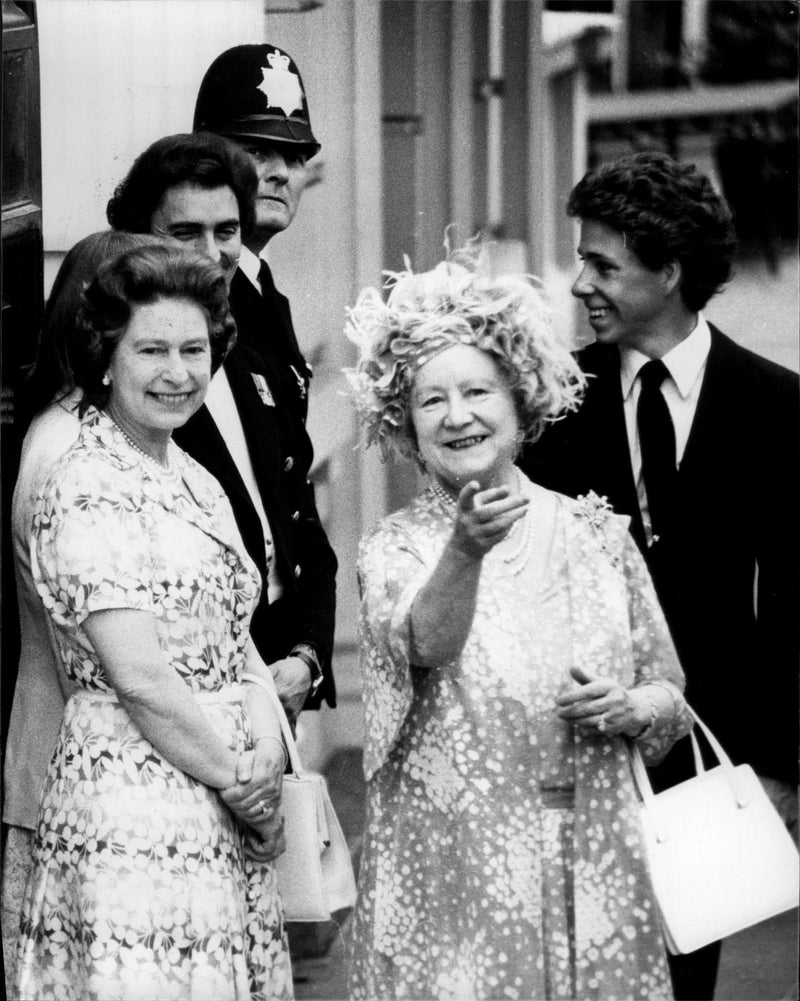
[
  {"xmin": 556, "ymin": 665, "xmax": 650, "ymax": 738},
  {"xmin": 450, "ymin": 481, "xmax": 529, "ymax": 560},
  {"xmin": 220, "ymin": 740, "xmax": 287, "ymax": 863}
]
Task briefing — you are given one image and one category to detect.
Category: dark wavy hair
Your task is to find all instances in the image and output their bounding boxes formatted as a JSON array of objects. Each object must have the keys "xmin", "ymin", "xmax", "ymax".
[
  {"xmin": 20, "ymin": 231, "xmax": 161, "ymax": 423},
  {"xmin": 567, "ymin": 152, "xmax": 737, "ymax": 311},
  {"xmin": 106, "ymin": 132, "xmax": 257, "ymax": 240},
  {"xmin": 75, "ymin": 243, "xmax": 236, "ymax": 416}
]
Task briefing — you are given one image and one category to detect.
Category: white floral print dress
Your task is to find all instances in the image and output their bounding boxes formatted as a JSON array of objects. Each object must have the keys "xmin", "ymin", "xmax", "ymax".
[
  {"xmin": 15, "ymin": 411, "xmax": 292, "ymax": 1001},
  {"xmin": 349, "ymin": 476, "xmax": 692, "ymax": 1001}
]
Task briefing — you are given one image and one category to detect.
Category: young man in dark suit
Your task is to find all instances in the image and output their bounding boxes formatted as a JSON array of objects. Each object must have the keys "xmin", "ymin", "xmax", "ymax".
[
  {"xmin": 519, "ymin": 152, "xmax": 799, "ymax": 1001},
  {"xmin": 107, "ymin": 131, "xmax": 337, "ymax": 719}
]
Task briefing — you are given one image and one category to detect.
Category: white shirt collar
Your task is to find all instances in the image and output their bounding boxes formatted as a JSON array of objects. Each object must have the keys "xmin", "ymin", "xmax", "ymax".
[
  {"xmin": 238, "ymin": 245, "xmax": 263, "ymax": 293},
  {"xmin": 620, "ymin": 314, "xmax": 712, "ymax": 400}
]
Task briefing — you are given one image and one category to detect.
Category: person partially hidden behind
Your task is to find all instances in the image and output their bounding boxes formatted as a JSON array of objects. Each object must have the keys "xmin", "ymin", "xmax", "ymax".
[
  {"xmin": 345, "ymin": 244, "xmax": 693, "ymax": 1000},
  {"xmin": 15, "ymin": 243, "xmax": 293, "ymax": 1000},
  {"xmin": 519, "ymin": 151, "xmax": 800, "ymax": 1001}
]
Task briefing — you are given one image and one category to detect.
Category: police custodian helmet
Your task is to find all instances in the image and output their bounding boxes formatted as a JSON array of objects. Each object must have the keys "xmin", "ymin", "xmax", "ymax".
[{"xmin": 193, "ymin": 43, "xmax": 321, "ymax": 157}]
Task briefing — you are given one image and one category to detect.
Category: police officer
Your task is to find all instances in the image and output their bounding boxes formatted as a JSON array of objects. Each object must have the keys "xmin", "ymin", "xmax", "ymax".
[{"xmin": 192, "ymin": 45, "xmax": 335, "ymax": 718}]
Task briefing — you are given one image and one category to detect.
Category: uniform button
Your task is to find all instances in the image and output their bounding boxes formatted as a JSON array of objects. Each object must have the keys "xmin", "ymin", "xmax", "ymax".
[
  {"xmin": 293, "ymin": 564, "xmax": 302, "ymax": 579},
  {"xmin": 284, "ymin": 456, "xmax": 295, "ymax": 472},
  {"xmin": 291, "ymin": 510, "xmax": 300, "ymax": 522}
]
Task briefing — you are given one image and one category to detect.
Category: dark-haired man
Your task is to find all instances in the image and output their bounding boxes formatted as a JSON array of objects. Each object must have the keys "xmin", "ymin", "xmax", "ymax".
[
  {"xmin": 107, "ymin": 131, "xmax": 337, "ymax": 717},
  {"xmin": 520, "ymin": 152, "xmax": 798, "ymax": 1001}
]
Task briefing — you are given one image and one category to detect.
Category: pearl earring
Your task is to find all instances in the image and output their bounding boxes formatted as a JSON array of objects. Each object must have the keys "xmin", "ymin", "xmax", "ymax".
[{"xmin": 102, "ymin": 373, "xmax": 111, "ymax": 386}]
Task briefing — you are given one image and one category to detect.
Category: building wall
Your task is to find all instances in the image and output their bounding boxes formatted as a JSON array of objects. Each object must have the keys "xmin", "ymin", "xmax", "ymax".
[{"xmin": 38, "ymin": 0, "xmax": 266, "ymax": 286}]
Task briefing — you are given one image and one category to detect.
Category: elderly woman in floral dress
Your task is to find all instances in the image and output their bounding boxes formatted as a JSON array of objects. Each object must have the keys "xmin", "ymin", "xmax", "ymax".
[{"xmin": 344, "ymin": 245, "xmax": 693, "ymax": 1001}]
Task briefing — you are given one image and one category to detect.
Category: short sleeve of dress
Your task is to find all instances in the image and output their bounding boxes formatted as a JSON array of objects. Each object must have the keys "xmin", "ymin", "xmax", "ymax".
[
  {"xmin": 357, "ymin": 515, "xmax": 435, "ymax": 780},
  {"xmin": 619, "ymin": 530, "xmax": 694, "ymax": 763},
  {"xmin": 32, "ymin": 455, "xmax": 156, "ymax": 630}
]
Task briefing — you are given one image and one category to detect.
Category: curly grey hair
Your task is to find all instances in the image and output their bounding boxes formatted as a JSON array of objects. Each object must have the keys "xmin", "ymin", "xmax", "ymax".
[{"xmin": 344, "ymin": 245, "xmax": 586, "ymax": 462}]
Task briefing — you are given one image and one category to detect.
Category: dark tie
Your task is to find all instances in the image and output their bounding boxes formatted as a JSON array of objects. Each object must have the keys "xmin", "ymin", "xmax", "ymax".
[
  {"xmin": 637, "ymin": 359, "xmax": 676, "ymax": 540},
  {"xmin": 257, "ymin": 260, "xmax": 275, "ymax": 300}
]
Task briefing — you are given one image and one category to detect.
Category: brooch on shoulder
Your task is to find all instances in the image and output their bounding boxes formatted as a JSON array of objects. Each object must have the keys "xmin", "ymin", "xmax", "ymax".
[
  {"xmin": 574, "ymin": 491, "xmax": 614, "ymax": 528},
  {"xmin": 574, "ymin": 492, "xmax": 622, "ymax": 567}
]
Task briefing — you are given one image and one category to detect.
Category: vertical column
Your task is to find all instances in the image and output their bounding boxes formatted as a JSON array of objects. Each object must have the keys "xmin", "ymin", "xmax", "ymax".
[
  {"xmin": 681, "ymin": 0, "xmax": 709, "ymax": 83},
  {"xmin": 486, "ymin": 0, "xmax": 504, "ymax": 233},
  {"xmin": 611, "ymin": 0, "xmax": 630, "ymax": 92},
  {"xmin": 353, "ymin": 0, "xmax": 387, "ymax": 531},
  {"xmin": 413, "ymin": 0, "xmax": 452, "ymax": 268},
  {"xmin": 449, "ymin": 1, "xmax": 475, "ymax": 244},
  {"xmin": 527, "ymin": 0, "xmax": 546, "ymax": 276}
]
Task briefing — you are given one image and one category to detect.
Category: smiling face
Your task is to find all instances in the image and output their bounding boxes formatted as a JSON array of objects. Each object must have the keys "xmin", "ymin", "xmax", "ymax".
[
  {"xmin": 105, "ymin": 297, "xmax": 212, "ymax": 455},
  {"xmin": 150, "ymin": 183, "xmax": 241, "ymax": 288},
  {"xmin": 240, "ymin": 141, "xmax": 308, "ymax": 248},
  {"xmin": 410, "ymin": 343, "xmax": 520, "ymax": 494},
  {"xmin": 572, "ymin": 219, "xmax": 675, "ymax": 352}
]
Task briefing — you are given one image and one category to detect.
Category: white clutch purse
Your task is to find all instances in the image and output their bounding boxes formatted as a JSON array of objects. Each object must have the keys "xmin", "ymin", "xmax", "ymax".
[
  {"xmin": 241, "ymin": 672, "xmax": 357, "ymax": 922},
  {"xmin": 630, "ymin": 709, "xmax": 799, "ymax": 955}
]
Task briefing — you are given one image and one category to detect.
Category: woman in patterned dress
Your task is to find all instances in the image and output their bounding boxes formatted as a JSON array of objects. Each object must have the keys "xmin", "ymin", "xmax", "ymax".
[
  {"xmin": 3, "ymin": 232, "xmax": 165, "ymax": 992},
  {"xmin": 15, "ymin": 244, "xmax": 293, "ymax": 1001},
  {"xmin": 344, "ymin": 246, "xmax": 693, "ymax": 1000}
]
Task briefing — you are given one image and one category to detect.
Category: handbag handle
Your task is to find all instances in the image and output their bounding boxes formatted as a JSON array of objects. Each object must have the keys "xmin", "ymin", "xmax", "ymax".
[
  {"xmin": 241, "ymin": 672, "xmax": 304, "ymax": 777},
  {"xmin": 630, "ymin": 707, "xmax": 752, "ymax": 841}
]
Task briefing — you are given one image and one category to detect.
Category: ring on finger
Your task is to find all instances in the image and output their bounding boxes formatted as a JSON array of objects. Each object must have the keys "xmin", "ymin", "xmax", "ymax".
[
  {"xmin": 258, "ymin": 800, "xmax": 267, "ymax": 815},
  {"xmin": 596, "ymin": 715, "xmax": 607, "ymax": 733}
]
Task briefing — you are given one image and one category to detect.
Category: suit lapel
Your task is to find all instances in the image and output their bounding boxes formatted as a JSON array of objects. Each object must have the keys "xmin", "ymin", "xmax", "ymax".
[
  {"xmin": 230, "ymin": 268, "xmax": 311, "ymax": 420},
  {"xmin": 584, "ymin": 346, "xmax": 644, "ymax": 539},
  {"xmin": 231, "ymin": 268, "xmax": 306, "ymax": 373},
  {"xmin": 677, "ymin": 326, "xmax": 732, "ymax": 480},
  {"xmin": 223, "ymin": 345, "xmax": 283, "ymax": 510},
  {"xmin": 172, "ymin": 390, "xmax": 252, "ymax": 515},
  {"xmin": 253, "ymin": 261, "xmax": 307, "ymax": 373}
]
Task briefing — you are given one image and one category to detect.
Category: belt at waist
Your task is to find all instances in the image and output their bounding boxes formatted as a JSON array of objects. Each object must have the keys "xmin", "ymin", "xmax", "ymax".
[
  {"xmin": 70, "ymin": 683, "xmax": 245, "ymax": 706},
  {"xmin": 540, "ymin": 789, "xmax": 575, "ymax": 808}
]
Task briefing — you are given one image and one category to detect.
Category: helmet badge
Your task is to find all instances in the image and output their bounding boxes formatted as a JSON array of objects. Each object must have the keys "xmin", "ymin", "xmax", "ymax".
[{"xmin": 257, "ymin": 49, "xmax": 305, "ymax": 118}]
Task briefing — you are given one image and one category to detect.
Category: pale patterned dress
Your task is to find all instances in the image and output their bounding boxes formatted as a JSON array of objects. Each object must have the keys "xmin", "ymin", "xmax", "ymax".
[
  {"xmin": 15, "ymin": 411, "xmax": 293, "ymax": 1001},
  {"xmin": 349, "ymin": 477, "xmax": 692, "ymax": 1001}
]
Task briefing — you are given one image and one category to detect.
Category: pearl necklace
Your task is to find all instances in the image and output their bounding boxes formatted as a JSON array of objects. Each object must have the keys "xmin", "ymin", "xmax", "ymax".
[
  {"xmin": 429, "ymin": 473, "xmax": 534, "ymax": 576},
  {"xmin": 500, "ymin": 496, "xmax": 533, "ymax": 575},
  {"xmin": 111, "ymin": 419, "xmax": 172, "ymax": 472},
  {"xmin": 430, "ymin": 478, "xmax": 457, "ymax": 507}
]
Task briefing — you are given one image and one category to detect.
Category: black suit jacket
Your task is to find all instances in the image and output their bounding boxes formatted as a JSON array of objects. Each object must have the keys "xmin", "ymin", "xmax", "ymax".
[
  {"xmin": 519, "ymin": 326, "xmax": 799, "ymax": 785},
  {"xmin": 173, "ymin": 268, "xmax": 337, "ymax": 708}
]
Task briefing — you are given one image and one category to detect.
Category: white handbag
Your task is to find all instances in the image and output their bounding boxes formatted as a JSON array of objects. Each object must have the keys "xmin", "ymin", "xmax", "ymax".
[
  {"xmin": 241, "ymin": 673, "xmax": 358, "ymax": 922},
  {"xmin": 630, "ymin": 709, "xmax": 799, "ymax": 955}
]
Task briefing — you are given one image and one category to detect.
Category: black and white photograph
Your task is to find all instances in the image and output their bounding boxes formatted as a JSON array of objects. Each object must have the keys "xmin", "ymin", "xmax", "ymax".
[{"xmin": 1, "ymin": 1, "xmax": 798, "ymax": 999}]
